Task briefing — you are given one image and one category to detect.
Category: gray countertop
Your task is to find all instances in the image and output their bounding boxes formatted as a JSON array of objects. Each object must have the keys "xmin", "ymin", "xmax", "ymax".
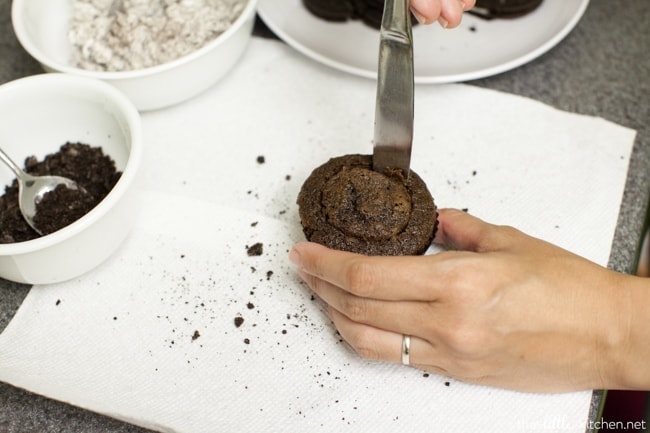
[{"xmin": 1, "ymin": 0, "xmax": 649, "ymax": 431}]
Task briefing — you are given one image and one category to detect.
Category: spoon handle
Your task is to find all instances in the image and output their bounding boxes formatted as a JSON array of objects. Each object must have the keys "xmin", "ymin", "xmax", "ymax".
[{"xmin": 0, "ymin": 147, "xmax": 27, "ymax": 181}]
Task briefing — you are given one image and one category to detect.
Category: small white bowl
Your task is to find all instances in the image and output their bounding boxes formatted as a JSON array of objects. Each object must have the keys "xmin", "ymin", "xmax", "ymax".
[
  {"xmin": 0, "ymin": 73, "xmax": 142, "ymax": 285},
  {"xmin": 11, "ymin": 0, "xmax": 257, "ymax": 111}
]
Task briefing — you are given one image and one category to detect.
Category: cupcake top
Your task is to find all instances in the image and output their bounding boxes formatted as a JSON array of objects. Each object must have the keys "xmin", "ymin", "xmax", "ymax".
[{"xmin": 297, "ymin": 154, "xmax": 437, "ymax": 256}]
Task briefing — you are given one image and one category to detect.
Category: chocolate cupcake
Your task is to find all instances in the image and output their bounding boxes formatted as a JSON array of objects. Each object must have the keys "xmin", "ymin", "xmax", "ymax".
[
  {"xmin": 469, "ymin": 0, "xmax": 544, "ymax": 19},
  {"xmin": 297, "ymin": 154, "xmax": 437, "ymax": 256}
]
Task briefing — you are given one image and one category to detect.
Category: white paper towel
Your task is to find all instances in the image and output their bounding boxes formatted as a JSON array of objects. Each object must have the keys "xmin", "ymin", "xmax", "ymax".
[{"xmin": 0, "ymin": 37, "xmax": 637, "ymax": 432}]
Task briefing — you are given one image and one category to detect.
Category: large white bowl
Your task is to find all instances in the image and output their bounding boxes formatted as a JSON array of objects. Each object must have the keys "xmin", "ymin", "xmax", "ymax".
[
  {"xmin": 11, "ymin": 0, "xmax": 257, "ymax": 111},
  {"xmin": 0, "ymin": 73, "xmax": 142, "ymax": 285}
]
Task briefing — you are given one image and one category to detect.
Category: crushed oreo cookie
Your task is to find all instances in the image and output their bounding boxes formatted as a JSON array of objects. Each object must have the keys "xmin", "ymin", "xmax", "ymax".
[{"xmin": 0, "ymin": 142, "xmax": 121, "ymax": 243}]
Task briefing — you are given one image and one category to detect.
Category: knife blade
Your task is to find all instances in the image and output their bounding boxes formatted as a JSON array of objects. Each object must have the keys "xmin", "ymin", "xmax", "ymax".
[{"xmin": 373, "ymin": 0, "xmax": 414, "ymax": 178}]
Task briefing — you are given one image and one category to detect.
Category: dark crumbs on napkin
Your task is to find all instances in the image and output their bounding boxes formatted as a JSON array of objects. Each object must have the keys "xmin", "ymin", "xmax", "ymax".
[
  {"xmin": 39, "ymin": 137, "xmax": 453, "ymax": 427},
  {"xmin": 135, "ymin": 155, "xmax": 310, "ymax": 374}
]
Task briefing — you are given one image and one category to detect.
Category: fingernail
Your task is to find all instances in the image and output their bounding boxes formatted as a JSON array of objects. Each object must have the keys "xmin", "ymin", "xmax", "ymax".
[
  {"xmin": 288, "ymin": 247, "xmax": 302, "ymax": 269},
  {"xmin": 459, "ymin": 0, "xmax": 468, "ymax": 10},
  {"xmin": 410, "ymin": 7, "xmax": 427, "ymax": 24},
  {"xmin": 438, "ymin": 16, "xmax": 449, "ymax": 28}
]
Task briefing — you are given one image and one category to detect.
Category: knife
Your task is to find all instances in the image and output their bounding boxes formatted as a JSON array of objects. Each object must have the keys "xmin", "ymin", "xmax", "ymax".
[{"xmin": 373, "ymin": 0, "xmax": 414, "ymax": 178}]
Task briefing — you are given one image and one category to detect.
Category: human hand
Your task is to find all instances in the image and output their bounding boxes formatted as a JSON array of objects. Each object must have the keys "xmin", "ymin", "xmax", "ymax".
[
  {"xmin": 289, "ymin": 208, "xmax": 648, "ymax": 392},
  {"xmin": 410, "ymin": 0, "xmax": 476, "ymax": 28}
]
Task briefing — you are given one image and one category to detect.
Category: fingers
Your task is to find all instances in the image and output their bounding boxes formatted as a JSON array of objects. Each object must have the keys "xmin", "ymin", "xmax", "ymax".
[
  {"xmin": 434, "ymin": 208, "xmax": 518, "ymax": 253},
  {"xmin": 290, "ymin": 241, "xmax": 452, "ymax": 301},
  {"xmin": 297, "ymin": 267, "xmax": 439, "ymax": 333},
  {"xmin": 289, "ymin": 209, "xmax": 516, "ymax": 302},
  {"xmin": 410, "ymin": 0, "xmax": 475, "ymax": 28},
  {"xmin": 409, "ymin": 0, "xmax": 441, "ymax": 25},
  {"xmin": 459, "ymin": 0, "xmax": 477, "ymax": 13},
  {"xmin": 438, "ymin": 0, "xmax": 465, "ymax": 28},
  {"xmin": 331, "ymin": 302, "xmax": 550, "ymax": 391},
  {"xmin": 329, "ymin": 307, "xmax": 403, "ymax": 363},
  {"xmin": 329, "ymin": 307, "xmax": 448, "ymax": 373}
]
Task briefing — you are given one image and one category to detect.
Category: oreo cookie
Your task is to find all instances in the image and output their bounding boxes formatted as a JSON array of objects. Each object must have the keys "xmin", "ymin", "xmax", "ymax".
[
  {"xmin": 303, "ymin": 0, "xmax": 355, "ymax": 22},
  {"xmin": 302, "ymin": 0, "xmax": 417, "ymax": 30},
  {"xmin": 469, "ymin": 0, "xmax": 544, "ymax": 19}
]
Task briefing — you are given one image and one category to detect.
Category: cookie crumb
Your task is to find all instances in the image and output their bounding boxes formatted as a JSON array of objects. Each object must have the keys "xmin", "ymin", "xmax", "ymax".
[{"xmin": 247, "ymin": 242, "xmax": 263, "ymax": 256}]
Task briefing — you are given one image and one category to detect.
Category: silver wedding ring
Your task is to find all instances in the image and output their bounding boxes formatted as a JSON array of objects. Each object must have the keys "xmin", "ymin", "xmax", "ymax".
[{"xmin": 401, "ymin": 334, "xmax": 411, "ymax": 366}]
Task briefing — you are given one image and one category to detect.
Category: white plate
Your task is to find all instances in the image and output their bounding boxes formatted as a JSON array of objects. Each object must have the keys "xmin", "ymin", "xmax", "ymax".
[{"xmin": 257, "ymin": 0, "xmax": 589, "ymax": 83}]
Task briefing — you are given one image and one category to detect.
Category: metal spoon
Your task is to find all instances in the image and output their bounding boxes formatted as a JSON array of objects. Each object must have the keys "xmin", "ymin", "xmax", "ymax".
[{"xmin": 0, "ymin": 147, "xmax": 85, "ymax": 236}]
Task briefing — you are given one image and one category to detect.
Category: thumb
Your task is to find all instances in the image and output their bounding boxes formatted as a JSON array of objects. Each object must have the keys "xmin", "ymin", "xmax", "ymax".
[{"xmin": 434, "ymin": 208, "xmax": 514, "ymax": 253}]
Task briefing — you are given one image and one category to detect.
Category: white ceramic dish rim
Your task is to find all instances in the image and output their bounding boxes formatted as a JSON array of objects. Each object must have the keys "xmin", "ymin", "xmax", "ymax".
[
  {"xmin": 11, "ymin": 0, "xmax": 258, "ymax": 79},
  {"xmin": 257, "ymin": 0, "xmax": 590, "ymax": 83},
  {"xmin": 0, "ymin": 73, "xmax": 142, "ymax": 255}
]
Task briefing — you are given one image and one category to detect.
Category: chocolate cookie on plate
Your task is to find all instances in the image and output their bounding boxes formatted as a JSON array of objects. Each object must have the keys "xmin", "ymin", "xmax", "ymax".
[
  {"xmin": 297, "ymin": 154, "xmax": 438, "ymax": 256},
  {"xmin": 355, "ymin": 0, "xmax": 384, "ymax": 29},
  {"xmin": 470, "ymin": 0, "xmax": 544, "ymax": 19},
  {"xmin": 302, "ymin": 0, "xmax": 417, "ymax": 29},
  {"xmin": 303, "ymin": 0, "xmax": 355, "ymax": 22}
]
